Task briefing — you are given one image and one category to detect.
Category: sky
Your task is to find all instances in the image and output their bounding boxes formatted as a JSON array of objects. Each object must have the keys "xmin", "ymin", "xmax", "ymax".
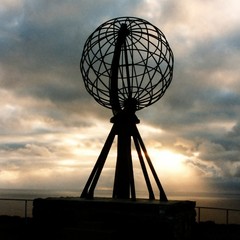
[{"xmin": 0, "ymin": 0, "xmax": 240, "ymax": 197}]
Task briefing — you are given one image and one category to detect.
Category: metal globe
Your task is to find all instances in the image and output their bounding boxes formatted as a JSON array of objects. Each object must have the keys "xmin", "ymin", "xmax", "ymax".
[{"xmin": 80, "ymin": 16, "xmax": 174, "ymax": 112}]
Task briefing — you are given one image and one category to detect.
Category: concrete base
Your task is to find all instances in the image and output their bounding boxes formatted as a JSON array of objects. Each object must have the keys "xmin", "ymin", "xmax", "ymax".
[{"xmin": 33, "ymin": 197, "xmax": 196, "ymax": 240}]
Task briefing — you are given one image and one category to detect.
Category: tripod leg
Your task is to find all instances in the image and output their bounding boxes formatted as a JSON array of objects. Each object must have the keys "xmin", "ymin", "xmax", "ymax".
[
  {"xmin": 133, "ymin": 134, "xmax": 155, "ymax": 200},
  {"xmin": 81, "ymin": 124, "xmax": 116, "ymax": 198},
  {"xmin": 128, "ymin": 151, "xmax": 136, "ymax": 200},
  {"xmin": 134, "ymin": 127, "xmax": 168, "ymax": 201}
]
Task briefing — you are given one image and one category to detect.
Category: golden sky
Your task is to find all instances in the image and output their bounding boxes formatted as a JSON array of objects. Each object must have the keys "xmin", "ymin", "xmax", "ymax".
[{"xmin": 0, "ymin": 0, "xmax": 240, "ymax": 197}]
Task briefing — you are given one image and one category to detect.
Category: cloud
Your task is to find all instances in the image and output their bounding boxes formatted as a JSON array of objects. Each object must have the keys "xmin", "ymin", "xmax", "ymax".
[{"xmin": 0, "ymin": 0, "xmax": 240, "ymax": 194}]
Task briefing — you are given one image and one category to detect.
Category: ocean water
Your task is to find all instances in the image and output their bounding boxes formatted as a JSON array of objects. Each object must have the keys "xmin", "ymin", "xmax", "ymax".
[
  {"xmin": 167, "ymin": 191, "xmax": 240, "ymax": 224},
  {"xmin": 0, "ymin": 188, "xmax": 239, "ymax": 224}
]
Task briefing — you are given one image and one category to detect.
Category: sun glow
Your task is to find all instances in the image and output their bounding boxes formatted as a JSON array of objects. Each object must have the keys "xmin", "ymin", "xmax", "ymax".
[
  {"xmin": 149, "ymin": 149, "xmax": 187, "ymax": 174},
  {"xmin": 0, "ymin": 170, "xmax": 19, "ymax": 183},
  {"xmin": 146, "ymin": 148, "xmax": 206, "ymax": 193}
]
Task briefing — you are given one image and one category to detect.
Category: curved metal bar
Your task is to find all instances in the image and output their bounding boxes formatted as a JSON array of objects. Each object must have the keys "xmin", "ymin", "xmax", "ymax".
[{"xmin": 110, "ymin": 23, "xmax": 130, "ymax": 114}]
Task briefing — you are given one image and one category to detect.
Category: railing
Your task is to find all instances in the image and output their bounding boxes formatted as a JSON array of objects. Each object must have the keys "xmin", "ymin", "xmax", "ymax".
[
  {"xmin": 196, "ymin": 206, "xmax": 240, "ymax": 224},
  {"xmin": 0, "ymin": 198, "xmax": 240, "ymax": 225},
  {"xmin": 0, "ymin": 198, "xmax": 33, "ymax": 219}
]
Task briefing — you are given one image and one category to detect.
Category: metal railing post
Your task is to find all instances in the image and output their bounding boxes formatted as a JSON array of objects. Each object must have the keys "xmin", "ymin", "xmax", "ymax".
[
  {"xmin": 198, "ymin": 207, "xmax": 201, "ymax": 223},
  {"xmin": 25, "ymin": 200, "xmax": 27, "ymax": 219},
  {"xmin": 226, "ymin": 209, "xmax": 229, "ymax": 225},
  {"xmin": 0, "ymin": 198, "xmax": 33, "ymax": 221},
  {"xmin": 195, "ymin": 206, "xmax": 240, "ymax": 224}
]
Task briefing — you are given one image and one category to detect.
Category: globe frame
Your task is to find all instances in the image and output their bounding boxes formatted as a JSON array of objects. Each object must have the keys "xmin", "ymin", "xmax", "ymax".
[{"xmin": 80, "ymin": 16, "xmax": 174, "ymax": 112}]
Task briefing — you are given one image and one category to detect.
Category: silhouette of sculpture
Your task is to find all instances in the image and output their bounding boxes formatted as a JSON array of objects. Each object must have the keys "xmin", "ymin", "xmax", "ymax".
[{"xmin": 80, "ymin": 16, "xmax": 174, "ymax": 201}]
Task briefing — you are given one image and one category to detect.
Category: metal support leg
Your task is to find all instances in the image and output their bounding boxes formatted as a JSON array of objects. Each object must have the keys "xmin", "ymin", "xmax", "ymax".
[
  {"xmin": 80, "ymin": 124, "xmax": 116, "ymax": 198},
  {"xmin": 134, "ymin": 126, "xmax": 168, "ymax": 201},
  {"xmin": 133, "ymin": 133, "xmax": 155, "ymax": 200}
]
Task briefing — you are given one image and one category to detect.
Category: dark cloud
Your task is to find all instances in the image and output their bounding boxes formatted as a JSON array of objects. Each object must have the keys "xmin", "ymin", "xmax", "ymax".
[
  {"xmin": 207, "ymin": 177, "xmax": 240, "ymax": 193},
  {"xmin": 0, "ymin": 0, "xmax": 240, "ymax": 193}
]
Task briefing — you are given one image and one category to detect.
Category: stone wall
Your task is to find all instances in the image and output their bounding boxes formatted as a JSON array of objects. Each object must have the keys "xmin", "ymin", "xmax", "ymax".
[{"xmin": 33, "ymin": 198, "xmax": 196, "ymax": 240}]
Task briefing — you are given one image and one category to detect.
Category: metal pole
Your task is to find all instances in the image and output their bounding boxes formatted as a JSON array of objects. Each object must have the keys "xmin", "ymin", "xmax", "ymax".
[
  {"xmin": 226, "ymin": 209, "xmax": 229, "ymax": 225},
  {"xmin": 198, "ymin": 207, "xmax": 201, "ymax": 223},
  {"xmin": 132, "ymin": 133, "xmax": 155, "ymax": 200},
  {"xmin": 24, "ymin": 200, "xmax": 28, "ymax": 224},
  {"xmin": 80, "ymin": 124, "xmax": 116, "ymax": 198}
]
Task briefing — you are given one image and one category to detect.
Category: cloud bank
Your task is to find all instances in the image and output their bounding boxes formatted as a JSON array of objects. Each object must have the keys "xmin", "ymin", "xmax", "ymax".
[{"xmin": 0, "ymin": 0, "xmax": 240, "ymax": 195}]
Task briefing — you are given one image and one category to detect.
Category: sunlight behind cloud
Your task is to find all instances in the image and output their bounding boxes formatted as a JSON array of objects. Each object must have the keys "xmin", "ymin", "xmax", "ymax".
[
  {"xmin": 147, "ymin": 148, "xmax": 206, "ymax": 193},
  {"xmin": 0, "ymin": 171, "xmax": 19, "ymax": 184},
  {"xmin": 58, "ymin": 159, "xmax": 78, "ymax": 166},
  {"xmin": 150, "ymin": 149, "xmax": 186, "ymax": 174},
  {"xmin": 1, "ymin": 0, "xmax": 240, "ymax": 193},
  {"xmin": 0, "ymin": 0, "xmax": 23, "ymax": 10}
]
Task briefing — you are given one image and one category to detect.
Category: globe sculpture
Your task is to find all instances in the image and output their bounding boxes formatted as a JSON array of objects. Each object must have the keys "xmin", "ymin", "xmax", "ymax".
[{"xmin": 80, "ymin": 16, "xmax": 174, "ymax": 201}]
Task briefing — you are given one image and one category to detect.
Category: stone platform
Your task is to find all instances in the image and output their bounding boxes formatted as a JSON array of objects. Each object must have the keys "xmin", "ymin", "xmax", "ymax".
[{"xmin": 33, "ymin": 197, "xmax": 196, "ymax": 240}]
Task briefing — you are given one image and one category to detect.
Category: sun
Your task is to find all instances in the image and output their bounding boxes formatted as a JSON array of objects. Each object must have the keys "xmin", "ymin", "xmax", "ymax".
[{"xmin": 149, "ymin": 149, "xmax": 187, "ymax": 174}]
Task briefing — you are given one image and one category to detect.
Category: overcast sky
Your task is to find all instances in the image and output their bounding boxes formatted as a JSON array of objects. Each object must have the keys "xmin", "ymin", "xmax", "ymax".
[{"xmin": 1, "ymin": 0, "xmax": 240, "ymax": 197}]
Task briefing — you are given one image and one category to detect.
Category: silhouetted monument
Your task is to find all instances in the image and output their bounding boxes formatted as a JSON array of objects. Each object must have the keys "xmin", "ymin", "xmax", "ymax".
[
  {"xmin": 80, "ymin": 16, "xmax": 174, "ymax": 201},
  {"xmin": 33, "ymin": 17, "xmax": 196, "ymax": 240}
]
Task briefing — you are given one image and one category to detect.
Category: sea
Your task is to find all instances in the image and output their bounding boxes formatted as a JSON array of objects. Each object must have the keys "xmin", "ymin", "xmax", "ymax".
[{"xmin": 0, "ymin": 188, "xmax": 240, "ymax": 224}]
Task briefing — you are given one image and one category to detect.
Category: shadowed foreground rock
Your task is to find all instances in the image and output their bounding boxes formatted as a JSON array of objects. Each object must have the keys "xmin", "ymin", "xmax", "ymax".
[
  {"xmin": 33, "ymin": 197, "xmax": 196, "ymax": 240},
  {"xmin": 1, "ymin": 215, "xmax": 240, "ymax": 240}
]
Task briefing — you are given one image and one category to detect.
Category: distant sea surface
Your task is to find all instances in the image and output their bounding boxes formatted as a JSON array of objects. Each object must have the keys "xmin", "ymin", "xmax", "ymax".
[{"xmin": 0, "ymin": 188, "xmax": 240, "ymax": 224}]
